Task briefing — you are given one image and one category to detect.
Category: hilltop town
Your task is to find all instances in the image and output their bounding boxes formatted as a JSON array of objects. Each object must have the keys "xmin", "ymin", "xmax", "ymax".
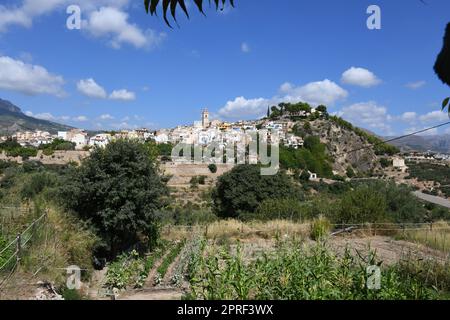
[{"xmin": 1, "ymin": 103, "xmax": 449, "ymax": 172}]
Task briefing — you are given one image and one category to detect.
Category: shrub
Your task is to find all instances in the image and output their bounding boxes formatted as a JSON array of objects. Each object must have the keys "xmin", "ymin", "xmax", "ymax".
[
  {"xmin": 60, "ymin": 139, "xmax": 169, "ymax": 257},
  {"xmin": 346, "ymin": 166, "xmax": 355, "ymax": 178},
  {"xmin": 21, "ymin": 172, "xmax": 58, "ymax": 199},
  {"xmin": 310, "ymin": 216, "xmax": 332, "ymax": 240},
  {"xmin": 208, "ymin": 164, "xmax": 218, "ymax": 173},
  {"xmin": 212, "ymin": 165, "xmax": 302, "ymax": 219},
  {"xmin": 242, "ymin": 198, "xmax": 308, "ymax": 221},
  {"xmin": 338, "ymin": 185, "xmax": 387, "ymax": 223},
  {"xmin": 105, "ymin": 250, "xmax": 146, "ymax": 289},
  {"xmin": 0, "ymin": 233, "xmax": 14, "ymax": 271},
  {"xmin": 190, "ymin": 176, "xmax": 199, "ymax": 189}
]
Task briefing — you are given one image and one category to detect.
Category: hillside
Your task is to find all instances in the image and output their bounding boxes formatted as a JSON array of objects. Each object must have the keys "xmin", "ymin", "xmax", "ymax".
[
  {"xmin": 387, "ymin": 134, "xmax": 450, "ymax": 153},
  {"xmin": 301, "ymin": 118, "xmax": 383, "ymax": 175},
  {"xmin": 0, "ymin": 98, "xmax": 73, "ymax": 134}
]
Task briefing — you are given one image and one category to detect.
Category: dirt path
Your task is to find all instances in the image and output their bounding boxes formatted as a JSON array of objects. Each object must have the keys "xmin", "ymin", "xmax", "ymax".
[{"xmin": 118, "ymin": 288, "xmax": 184, "ymax": 300}]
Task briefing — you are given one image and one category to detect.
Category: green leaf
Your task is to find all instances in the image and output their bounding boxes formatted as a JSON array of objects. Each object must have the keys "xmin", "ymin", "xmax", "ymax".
[
  {"xmin": 150, "ymin": 0, "xmax": 160, "ymax": 15},
  {"xmin": 442, "ymin": 97, "xmax": 450, "ymax": 110},
  {"xmin": 162, "ymin": 0, "xmax": 172, "ymax": 28}
]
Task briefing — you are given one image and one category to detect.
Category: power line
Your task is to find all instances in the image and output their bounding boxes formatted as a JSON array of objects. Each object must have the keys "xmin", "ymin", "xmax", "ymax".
[{"xmin": 336, "ymin": 121, "xmax": 450, "ymax": 157}]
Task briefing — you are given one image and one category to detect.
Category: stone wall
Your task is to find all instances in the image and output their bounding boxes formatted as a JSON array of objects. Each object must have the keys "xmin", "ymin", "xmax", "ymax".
[{"xmin": 0, "ymin": 150, "xmax": 90, "ymax": 165}]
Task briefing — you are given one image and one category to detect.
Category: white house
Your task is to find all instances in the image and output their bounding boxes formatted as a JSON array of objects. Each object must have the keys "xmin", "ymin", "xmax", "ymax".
[
  {"xmin": 71, "ymin": 133, "xmax": 87, "ymax": 150},
  {"xmin": 284, "ymin": 134, "xmax": 304, "ymax": 149},
  {"xmin": 89, "ymin": 134, "xmax": 111, "ymax": 148},
  {"xmin": 57, "ymin": 131, "xmax": 68, "ymax": 141},
  {"xmin": 154, "ymin": 132, "xmax": 169, "ymax": 144},
  {"xmin": 393, "ymin": 157, "xmax": 408, "ymax": 173}
]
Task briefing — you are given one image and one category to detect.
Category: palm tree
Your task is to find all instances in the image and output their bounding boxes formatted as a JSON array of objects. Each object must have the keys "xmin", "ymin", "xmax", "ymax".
[{"xmin": 144, "ymin": 0, "xmax": 235, "ymax": 27}]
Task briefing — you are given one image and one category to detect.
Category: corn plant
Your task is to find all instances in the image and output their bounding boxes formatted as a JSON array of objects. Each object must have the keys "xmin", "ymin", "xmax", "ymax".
[{"xmin": 188, "ymin": 240, "xmax": 443, "ymax": 300}]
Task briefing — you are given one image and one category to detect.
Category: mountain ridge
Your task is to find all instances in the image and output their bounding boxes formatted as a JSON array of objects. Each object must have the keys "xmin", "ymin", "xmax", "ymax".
[
  {"xmin": 0, "ymin": 98, "xmax": 74, "ymax": 134},
  {"xmin": 385, "ymin": 134, "xmax": 450, "ymax": 153}
]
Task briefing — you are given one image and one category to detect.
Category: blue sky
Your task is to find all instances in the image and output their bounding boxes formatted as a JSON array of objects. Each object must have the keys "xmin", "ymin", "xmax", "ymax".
[{"xmin": 0, "ymin": 0, "xmax": 449, "ymax": 135}]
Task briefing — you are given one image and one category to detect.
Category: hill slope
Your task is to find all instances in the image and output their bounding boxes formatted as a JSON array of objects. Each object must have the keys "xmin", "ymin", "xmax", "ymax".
[
  {"xmin": 0, "ymin": 98, "xmax": 73, "ymax": 134},
  {"xmin": 387, "ymin": 134, "xmax": 450, "ymax": 153}
]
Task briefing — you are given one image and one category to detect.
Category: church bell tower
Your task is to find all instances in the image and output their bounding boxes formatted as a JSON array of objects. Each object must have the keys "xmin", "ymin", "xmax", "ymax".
[{"xmin": 202, "ymin": 109, "xmax": 210, "ymax": 129}]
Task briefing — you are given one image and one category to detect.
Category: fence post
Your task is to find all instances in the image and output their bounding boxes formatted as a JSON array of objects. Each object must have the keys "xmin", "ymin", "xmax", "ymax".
[{"xmin": 16, "ymin": 233, "xmax": 21, "ymax": 265}]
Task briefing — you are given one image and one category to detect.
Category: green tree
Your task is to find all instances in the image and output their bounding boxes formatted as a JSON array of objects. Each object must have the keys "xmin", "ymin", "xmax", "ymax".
[
  {"xmin": 316, "ymin": 105, "xmax": 328, "ymax": 113},
  {"xmin": 346, "ymin": 166, "xmax": 355, "ymax": 178},
  {"xmin": 60, "ymin": 139, "xmax": 169, "ymax": 257},
  {"xmin": 338, "ymin": 185, "xmax": 387, "ymax": 223},
  {"xmin": 208, "ymin": 163, "xmax": 218, "ymax": 173},
  {"xmin": 212, "ymin": 165, "xmax": 302, "ymax": 218}
]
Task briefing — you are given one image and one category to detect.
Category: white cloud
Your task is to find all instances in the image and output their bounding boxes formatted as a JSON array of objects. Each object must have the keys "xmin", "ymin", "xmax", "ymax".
[
  {"xmin": 73, "ymin": 115, "xmax": 88, "ymax": 122},
  {"xmin": 418, "ymin": 111, "xmax": 448, "ymax": 123},
  {"xmin": 99, "ymin": 114, "xmax": 114, "ymax": 120},
  {"xmin": 279, "ymin": 82, "xmax": 294, "ymax": 93},
  {"xmin": 218, "ymin": 79, "xmax": 347, "ymax": 120},
  {"xmin": 0, "ymin": 1, "xmax": 164, "ymax": 50},
  {"xmin": 33, "ymin": 112, "xmax": 56, "ymax": 121},
  {"xmin": 282, "ymin": 79, "xmax": 348, "ymax": 106},
  {"xmin": 341, "ymin": 67, "xmax": 381, "ymax": 88},
  {"xmin": 405, "ymin": 81, "xmax": 426, "ymax": 90},
  {"xmin": 337, "ymin": 101, "xmax": 393, "ymax": 135},
  {"xmin": 85, "ymin": 6, "xmax": 166, "ymax": 49},
  {"xmin": 0, "ymin": 56, "xmax": 65, "ymax": 96},
  {"xmin": 218, "ymin": 97, "xmax": 269, "ymax": 119},
  {"xmin": 241, "ymin": 42, "xmax": 250, "ymax": 53},
  {"xmin": 25, "ymin": 111, "xmax": 70, "ymax": 122},
  {"xmin": 399, "ymin": 112, "xmax": 417, "ymax": 123},
  {"xmin": 109, "ymin": 89, "xmax": 136, "ymax": 101},
  {"xmin": 77, "ymin": 78, "xmax": 107, "ymax": 99},
  {"xmin": 0, "ymin": 0, "xmax": 129, "ymax": 32}
]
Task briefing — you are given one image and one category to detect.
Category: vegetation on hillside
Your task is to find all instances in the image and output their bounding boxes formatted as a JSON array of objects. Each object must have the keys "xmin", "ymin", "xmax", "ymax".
[
  {"xmin": 280, "ymin": 136, "xmax": 333, "ymax": 178},
  {"xmin": 0, "ymin": 138, "xmax": 37, "ymax": 159},
  {"xmin": 406, "ymin": 162, "xmax": 450, "ymax": 197},
  {"xmin": 329, "ymin": 116, "xmax": 399, "ymax": 156},
  {"xmin": 39, "ymin": 138, "xmax": 75, "ymax": 155}
]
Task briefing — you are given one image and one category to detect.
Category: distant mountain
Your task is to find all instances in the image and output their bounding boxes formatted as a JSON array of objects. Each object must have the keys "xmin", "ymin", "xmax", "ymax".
[
  {"xmin": 0, "ymin": 98, "xmax": 73, "ymax": 134},
  {"xmin": 387, "ymin": 134, "xmax": 450, "ymax": 153}
]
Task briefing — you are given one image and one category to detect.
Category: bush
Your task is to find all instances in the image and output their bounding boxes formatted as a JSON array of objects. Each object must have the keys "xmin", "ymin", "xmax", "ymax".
[
  {"xmin": 346, "ymin": 166, "xmax": 355, "ymax": 178},
  {"xmin": 242, "ymin": 198, "xmax": 308, "ymax": 221},
  {"xmin": 212, "ymin": 165, "xmax": 302, "ymax": 219},
  {"xmin": 60, "ymin": 139, "xmax": 169, "ymax": 257},
  {"xmin": 0, "ymin": 233, "xmax": 14, "ymax": 271},
  {"xmin": 338, "ymin": 185, "xmax": 387, "ymax": 224},
  {"xmin": 21, "ymin": 172, "xmax": 58, "ymax": 199},
  {"xmin": 310, "ymin": 216, "xmax": 332, "ymax": 240},
  {"xmin": 208, "ymin": 164, "xmax": 217, "ymax": 174},
  {"xmin": 6, "ymin": 147, "xmax": 38, "ymax": 159},
  {"xmin": 105, "ymin": 250, "xmax": 146, "ymax": 289}
]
